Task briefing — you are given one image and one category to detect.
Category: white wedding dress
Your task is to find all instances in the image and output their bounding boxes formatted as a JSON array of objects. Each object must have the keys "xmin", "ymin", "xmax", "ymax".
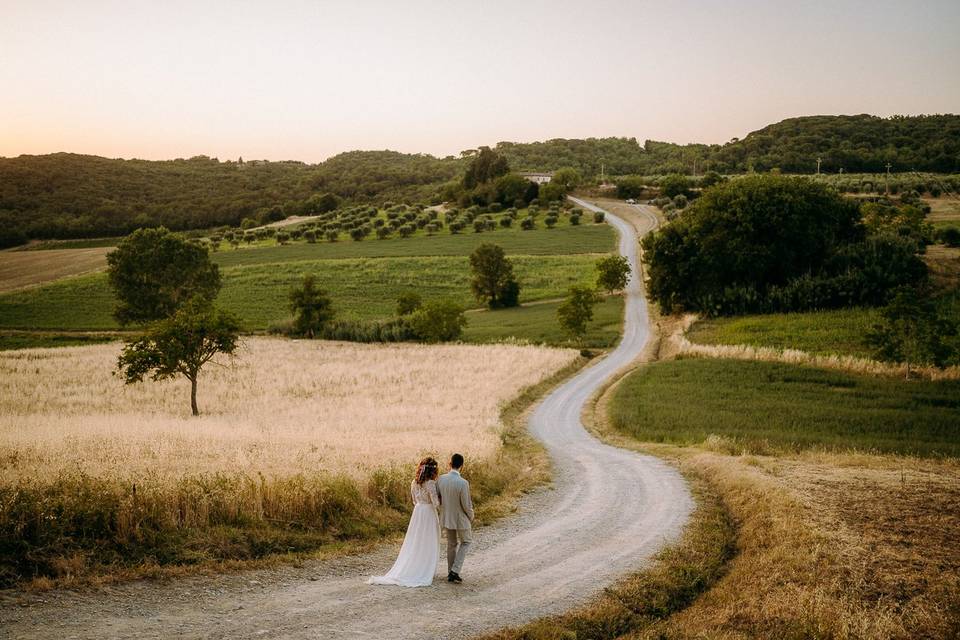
[{"xmin": 367, "ymin": 479, "xmax": 440, "ymax": 587}]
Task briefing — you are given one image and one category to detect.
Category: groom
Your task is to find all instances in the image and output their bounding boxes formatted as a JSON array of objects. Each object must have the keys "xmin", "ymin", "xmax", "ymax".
[{"xmin": 437, "ymin": 453, "xmax": 474, "ymax": 584}]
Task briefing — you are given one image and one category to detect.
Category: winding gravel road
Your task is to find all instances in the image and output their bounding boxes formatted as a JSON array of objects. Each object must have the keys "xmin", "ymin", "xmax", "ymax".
[{"xmin": 0, "ymin": 202, "xmax": 693, "ymax": 640}]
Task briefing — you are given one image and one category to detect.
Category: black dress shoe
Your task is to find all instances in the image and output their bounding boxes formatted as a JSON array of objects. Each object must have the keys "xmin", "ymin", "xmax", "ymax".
[
  {"xmin": 449, "ymin": 572, "xmax": 463, "ymax": 583},
  {"xmin": 447, "ymin": 572, "xmax": 455, "ymax": 582}
]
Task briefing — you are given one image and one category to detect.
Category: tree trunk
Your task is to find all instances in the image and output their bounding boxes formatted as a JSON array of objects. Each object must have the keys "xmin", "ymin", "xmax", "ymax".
[{"xmin": 190, "ymin": 376, "xmax": 199, "ymax": 416}]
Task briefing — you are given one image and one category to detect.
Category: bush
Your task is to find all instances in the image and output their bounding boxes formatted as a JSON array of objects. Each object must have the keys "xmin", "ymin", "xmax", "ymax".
[
  {"xmin": 396, "ymin": 291, "xmax": 423, "ymax": 316},
  {"xmin": 304, "ymin": 230, "xmax": 317, "ymax": 243},
  {"xmin": 407, "ymin": 300, "xmax": 467, "ymax": 342},
  {"xmin": 376, "ymin": 226, "xmax": 391, "ymax": 239},
  {"xmin": 938, "ymin": 225, "xmax": 960, "ymax": 247},
  {"xmin": 593, "ymin": 211, "xmax": 605, "ymax": 223},
  {"xmin": 659, "ymin": 174, "xmax": 690, "ymax": 198},
  {"xmin": 325, "ymin": 230, "xmax": 339, "ymax": 242},
  {"xmin": 499, "ymin": 216, "xmax": 513, "ymax": 228},
  {"xmin": 545, "ymin": 216, "xmax": 558, "ymax": 228},
  {"xmin": 521, "ymin": 217, "xmax": 536, "ymax": 230},
  {"xmin": 570, "ymin": 213, "xmax": 581, "ymax": 225}
]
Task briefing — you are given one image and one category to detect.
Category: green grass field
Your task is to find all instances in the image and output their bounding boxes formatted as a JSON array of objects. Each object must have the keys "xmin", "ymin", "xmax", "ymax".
[
  {"xmin": 0, "ymin": 215, "xmax": 620, "ymax": 343},
  {"xmin": 610, "ymin": 358, "xmax": 960, "ymax": 457},
  {"xmin": 688, "ymin": 308, "xmax": 879, "ymax": 358},
  {"xmin": 212, "ymin": 223, "xmax": 614, "ymax": 266},
  {"xmin": 463, "ymin": 296, "xmax": 624, "ymax": 348}
]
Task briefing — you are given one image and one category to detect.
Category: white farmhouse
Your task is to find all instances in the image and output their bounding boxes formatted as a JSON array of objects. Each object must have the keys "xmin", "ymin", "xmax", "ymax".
[{"xmin": 520, "ymin": 172, "xmax": 553, "ymax": 184}]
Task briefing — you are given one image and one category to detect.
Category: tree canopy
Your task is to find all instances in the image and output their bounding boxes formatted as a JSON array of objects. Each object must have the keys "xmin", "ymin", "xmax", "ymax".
[
  {"xmin": 642, "ymin": 175, "xmax": 927, "ymax": 315},
  {"xmin": 106, "ymin": 227, "xmax": 221, "ymax": 325},
  {"xmin": 117, "ymin": 297, "xmax": 240, "ymax": 415},
  {"xmin": 469, "ymin": 243, "xmax": 521, "ymax": 309}
]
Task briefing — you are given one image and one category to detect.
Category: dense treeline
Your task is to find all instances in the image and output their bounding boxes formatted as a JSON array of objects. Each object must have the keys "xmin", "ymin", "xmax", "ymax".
[
  {"xmin": 0, "ymin": 151, "xmax": 461, "ymax": 247},
  {"xmin": 495, "ymin": 114, "xmax": 960, "ymax": 176}
]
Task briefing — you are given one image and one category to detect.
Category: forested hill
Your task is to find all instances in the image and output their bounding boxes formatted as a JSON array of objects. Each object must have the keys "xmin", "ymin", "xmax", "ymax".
[
  {"xmin": 1, "ymin": 114, "xmax": 957, "ymax": 246},
  {"xmin": 496, "ymin": 114, "xmax": 960, "ymax": 176},
  {"xmin": 0, "ymin": 151, "xmax": 460, "ymax": 245}
]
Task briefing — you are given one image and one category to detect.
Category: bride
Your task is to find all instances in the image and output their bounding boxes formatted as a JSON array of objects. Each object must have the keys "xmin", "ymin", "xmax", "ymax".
[{"xmin": 368, "ymin": 457, "xmax": 440, "ymax": 587}]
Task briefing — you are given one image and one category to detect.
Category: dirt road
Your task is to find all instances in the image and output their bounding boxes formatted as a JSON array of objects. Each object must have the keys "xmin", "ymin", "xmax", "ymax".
[{"xmin": 0, "ymin": 202, "xmax": 693, "ymax": 640}]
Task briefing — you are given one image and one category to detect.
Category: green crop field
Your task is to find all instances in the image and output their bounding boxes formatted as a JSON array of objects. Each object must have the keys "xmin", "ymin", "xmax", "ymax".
[
  {"xmin": 0, "ymin": 254, "xmax": 607, "ymax": 331},
  {"xmin": 463, "ymin": 296, "xmax": 624, "ymax": 348},
  {"xmin": 610, "ymin": 358, "xmax": 960, "ymax": 457},
  {"xmin": 687, "ymin": 308, "xmax": 880, "ymax": 358},
  {"xmin": 212, "ymin": 223, "xmax": 614, "ymax": 266}
]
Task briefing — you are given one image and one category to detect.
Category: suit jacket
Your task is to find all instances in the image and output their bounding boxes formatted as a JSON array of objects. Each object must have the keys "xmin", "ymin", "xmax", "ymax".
[{"xmin": 437, "ymin": 470, "xmax": 474, "ymax": 530}]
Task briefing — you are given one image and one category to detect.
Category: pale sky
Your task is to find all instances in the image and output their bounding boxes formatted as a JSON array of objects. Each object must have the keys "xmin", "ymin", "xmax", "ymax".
[{"xmin": 2, "ymin": 0, "xmax": 959, "ymax": 162}]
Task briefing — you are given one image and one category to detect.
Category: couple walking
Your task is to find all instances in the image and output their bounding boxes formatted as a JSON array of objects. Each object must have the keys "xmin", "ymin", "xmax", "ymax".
[{"xmin": 368, "ymin": 454, "xmax": 474, "ymax": 587}]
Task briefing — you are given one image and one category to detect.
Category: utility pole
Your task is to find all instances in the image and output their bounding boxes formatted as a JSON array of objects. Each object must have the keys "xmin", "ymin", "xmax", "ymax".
[
  {"xmin": 885, "ymin": 162, "xmax": 892, "ymax": 195},
  {"xmin": 816, "ymin": 157, "xmax": 822, "ymax": 175}
]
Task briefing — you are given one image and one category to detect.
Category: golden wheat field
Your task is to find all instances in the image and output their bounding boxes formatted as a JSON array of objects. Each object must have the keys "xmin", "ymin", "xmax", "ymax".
[{"xmin": 0, "ymin": 338, "xmax": 577, "ymax": 482}]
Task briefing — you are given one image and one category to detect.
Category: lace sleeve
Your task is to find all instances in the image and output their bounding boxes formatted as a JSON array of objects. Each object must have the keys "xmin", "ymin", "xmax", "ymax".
[
  {"xmin": 427, "ymin": 480, "xmax": 440, "ymax": 508},
  {"xmin": 410, "ymin": 481, "xmax": 418, "ymax": 505}
]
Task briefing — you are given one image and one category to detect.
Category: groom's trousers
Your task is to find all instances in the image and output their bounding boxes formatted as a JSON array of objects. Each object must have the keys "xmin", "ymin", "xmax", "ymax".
[{"xmin": 445, "ymin": 528, "xmax": 472, "ymax": 574}]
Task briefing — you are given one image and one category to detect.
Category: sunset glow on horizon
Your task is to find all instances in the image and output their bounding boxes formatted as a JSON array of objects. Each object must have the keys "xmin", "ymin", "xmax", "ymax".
[{"xmin": 2, "ymin": 0, "xmax": 959, "ymax": 162}]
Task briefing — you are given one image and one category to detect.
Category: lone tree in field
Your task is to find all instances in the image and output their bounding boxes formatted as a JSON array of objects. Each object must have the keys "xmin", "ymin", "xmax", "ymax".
[
  {"xmin": 865, "ymin": 286, "xmax": 958, "ymax": 378},
  {"xmin": 596, "ymin": 255, "xmax": 631, "ymax": 294},
  {"xmin": 469, "ymin": 243, "xmax": 521, "ymax": 309},
  {"xmin": 289, "ymin": 275, "xmax": 334, "ymax": 338},
  {"xmin": 107, "ymin": 227, "xmax": 221, "ymax": 325},
  {"xmin": 118, "ymin": 297, "xmax": 240, "ymax": 416},
  {"xmin": 557, "ymin": 285, "xmax": 601, "ymax": 343}
]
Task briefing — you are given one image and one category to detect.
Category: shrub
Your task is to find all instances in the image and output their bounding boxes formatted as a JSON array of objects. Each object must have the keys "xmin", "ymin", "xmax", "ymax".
[
  {"xmin": 521, "ymin": 217, "xmax": 536, "ymax": 230},
  {"xmin": 570, "ymin": 213, "xmax": 581, "ymax": 225},
  {"xmin": 396, "ymin": 292, "xmax": 423, "ymax": 316},
  {"xmin": 545, "ymin": 216, "xmax": 558, "ymax": 228},
  {"xmin": 938, "ymin": 225, "xmax": 960, "ymax": 247},
  {"xmin": 304, "ymin": 230, "xmax": 317, "ymax": 243},
  {"xmin": 376, "ymin": 226, "xmax": 391, "ymax": 240},
  {"xmin": 325, "ymin": 230, "xmax": 339, "ymax": 242},
  {"xmin": 407, "ymin": 300, "xmax": 467, "ymax": 342},
  {"xmin": 349, "ymin": 227, "xmax": 366, "ymax": 241},
  {"xmin": 593, "ymin": 211, "xmax": 605, "ymax": 223},
  {"xmin": 499, "ymin": 216, "xmax": 513, "ymax": 228},
  {"xmin": 473, "ymin": 219, "xmax": 486, "ymax": 233},
  {"xmin": 398, "ymin": 225, "xmax": 415, "ymax": 238}
]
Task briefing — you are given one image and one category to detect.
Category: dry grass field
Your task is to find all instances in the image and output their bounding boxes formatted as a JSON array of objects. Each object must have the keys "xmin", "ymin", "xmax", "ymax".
[
  {"xmin": 0, "ymin": 338, "xmax": 576, "ymax": 482},
  {"xmin": 0, "ymin": 338, "xmax": 578, "ymax": 585},
  {"xmin": 926, "ymin": 196, "xmax": 960, "ymax": 225},
  {"xmin": 0, "ymin": 247, "xmax": 110, "ymax": 293}
]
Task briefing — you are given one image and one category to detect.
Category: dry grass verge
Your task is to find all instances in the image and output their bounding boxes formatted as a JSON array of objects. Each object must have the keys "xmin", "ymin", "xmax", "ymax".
[{"xmin": 0, "ymin": 339, "xmax": 584, "ymax": 589}]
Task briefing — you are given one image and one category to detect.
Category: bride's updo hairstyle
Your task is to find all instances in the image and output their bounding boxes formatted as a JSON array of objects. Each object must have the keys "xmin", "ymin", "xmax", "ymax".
[{"xmin": 415, "ymin": 457, "xmax": 439, "ymax": 485}]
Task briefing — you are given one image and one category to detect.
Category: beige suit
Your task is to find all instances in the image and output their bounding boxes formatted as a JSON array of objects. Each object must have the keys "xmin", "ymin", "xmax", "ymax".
[{"xmin": 437, "ymin": 470, "xmax": 474, "ymax": 574}]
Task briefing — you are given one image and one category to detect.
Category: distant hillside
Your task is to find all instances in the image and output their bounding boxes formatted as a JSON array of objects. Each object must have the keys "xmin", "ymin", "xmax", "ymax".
[
  {"xmin": 1, "ymin": 114, "xmax": 957, "ymax": 246},
  {"xmin": 495, "ymin": 114, "xmax": 960, "ymax": 176},
  {"xmin": 0, "ymin": 151, "xmax": 460, "ymax": 246}
]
